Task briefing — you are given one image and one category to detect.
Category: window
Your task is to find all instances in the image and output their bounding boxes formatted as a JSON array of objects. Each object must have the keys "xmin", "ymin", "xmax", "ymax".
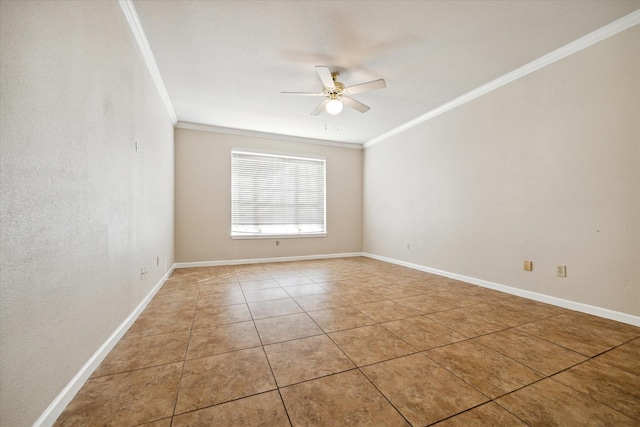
[{"xmin": 231, "ymin": 149, "xmax": 326, "ymax": 238}]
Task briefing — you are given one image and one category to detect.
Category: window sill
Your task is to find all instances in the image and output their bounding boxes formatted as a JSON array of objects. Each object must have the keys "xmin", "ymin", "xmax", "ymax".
[{"xmin": 231, "ymin": 233, "xmax": 327, "ymax": 240}]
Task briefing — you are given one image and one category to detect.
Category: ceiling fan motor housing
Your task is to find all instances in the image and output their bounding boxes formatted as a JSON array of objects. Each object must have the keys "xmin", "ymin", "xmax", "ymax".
[{"xmin": 326, "ymin": 74, "xmax": 345, "ymax": 97}]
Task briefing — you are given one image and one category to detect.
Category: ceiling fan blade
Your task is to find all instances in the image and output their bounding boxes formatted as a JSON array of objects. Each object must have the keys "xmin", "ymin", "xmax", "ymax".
[
  {"xmin": 344, "ymin": 79, "xmax": 386, "ymax": 96},
  {"xmin": 342, "ymin": 97, "xmax": 370, "ymax": 113},
  {"xmin": 315, "ymin": 66, "xmax": 335, "ymax": 90},
  {"xmin": 310, "ymin": 99, "xmax": 330, "ymax": 116},
  {"xmin": 281, "ymin": 92, "xmax": 325, "ymax": 96}
]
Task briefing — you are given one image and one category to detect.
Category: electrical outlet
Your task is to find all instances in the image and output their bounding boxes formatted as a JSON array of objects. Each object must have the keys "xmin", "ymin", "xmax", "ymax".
[
  {"xmin": 140, "ymin": 267, "xmax": 148, "ymax": 280},
  {"xmin": 524, "ymin": 260, "xmax": 533, "ymax": 271},
  {"xmin": 406, "ymin": 243, "xmax": 411, "ymax": 250},
  {"xmin": 556, "ymin": 265, "xmax": 567, "ymax": 277}
]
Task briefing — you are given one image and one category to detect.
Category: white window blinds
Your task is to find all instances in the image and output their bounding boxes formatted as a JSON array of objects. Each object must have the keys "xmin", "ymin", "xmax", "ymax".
[{"xmin": 231, "ymin": 150, "xmax": 326, "ymax": 238}]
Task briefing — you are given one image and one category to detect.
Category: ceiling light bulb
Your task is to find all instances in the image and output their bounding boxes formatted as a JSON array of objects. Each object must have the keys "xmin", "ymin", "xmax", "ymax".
[{"xmin": 326, "ymin": 98, "xmax": 343, "ymax": 115}]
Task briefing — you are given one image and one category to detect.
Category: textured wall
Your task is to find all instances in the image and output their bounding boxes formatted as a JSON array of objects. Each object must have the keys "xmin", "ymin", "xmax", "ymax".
[
  {"xmin": 363, "ymin": 26, "xmax": 639, "ymax": 317},
  {"xmin": 0, "ymin": 2, "xmax": 175, "ymax": 425},
  {"xmin": 175, "ymin": 128, "xmax": 363, "ymax": 262}
]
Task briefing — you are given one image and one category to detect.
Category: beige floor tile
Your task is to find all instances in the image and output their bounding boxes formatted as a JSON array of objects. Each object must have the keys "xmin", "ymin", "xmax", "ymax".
[
  {"xmin": 393, "ymin": 294, "xmax": 458, "ymax": 314},
  {"xmin": 137, "ymin": 418, "xmax": 172, "ymax": 427},
  {"xmin": 517, "ymin": 312, "xmax": 640, "ymax": 357},
  {"xmin": 283, "ymin": 283, "xmax": 328, "ymax": 297},
  {"xmin": 496, "ymin": 378, "xmax": 638, "ymax": 426},
  {"xmin": 243, "ymin": 287, "xmax": 290, "ymax": 302},
  {"xmin": 469, "ymin": 301, "xmax": 545, "ymax": 327},
  {"xmin": 332, "ymin": 289, "xmax": 387, "ymax": 305},
  {"xmin": 156, "ymin": 280, "xmax": 200, "ymax": 296},
  {"xmin": 172, "ymin": 390, "xmax": 290, "ymax": 426},
  {"xmin": 456, "ymin": 286, "xmax": 510, "ymax": 301},
  {"xmin": 196, "ymin": 290, "xmax": 245, "ymax": 309},
  {"xmin": 305, "ymin": 272, "xmax": 344, "ymax": 283},
  {"xmin": 497, "ymin": 296, "xmax": 566, "ymax": 319},
  {"xmin": 399, "ymin": 282, "xmax": 441, "ymax": 295},
  {"xmin": 275, "ymin": 275, "xmax": 314, "ymax": 286},
  {"xmin": 443, "ymin": 279, "xmax": 478, "ymax": 290},
  {"xmin": 239, "ymin": 278, "xmax": 280, "ymax": 290},
  {"xmin": 405, "ymin": 280, "xmax": 457, "ymax": 293},
  {"xmin": 552, "ymin": 358, "xmax": 640, "ymax": 420},
  {"xmin": 198, "ymin": 282, "xmax": 241, "ymax": 295},
  {"xmin": 381, "ymin": 315, "xmax": 467, "ymax": 351},
  {"xmin": 254, "ymin": 312, "xmax": 323, "ymax": 344},
  {"xmin": 353, "ymin": 300, "xmax": 419, "ymax": 323},
  {"xmin": 293, "ymin": 293, "xmax": 348, "ymax": 311},
  {"xmin": 475, "ymin": 328, "xmax": 587, "ymax": 375},
  {"xmin": 92, "ymin": 331, "xmax": 189, "ymax": 377},
  {"xmin": 315, "ymin": 280, "xmax": 358, "ymax": 292},
  {"xmin": 566, "ymin": 311, "xmax": 640, "ymax": 338},
  {"xmin": 432, "ymin": 402, "xmax": 527, "ymax": 426},
  {"xmin": 426, "ymin": 340, "xmax": 544, "ymax": 398},
  {"xmin": 55, "ymin": 363, "xmax": 182, "ymax": 426},
  {"xmin": 264, "ymin": 335, "xmax": 355, "ymax": 386},
  {"xmin": 280, "ymin": 370, "xmax": 409, "ymax": 427},
  {"xmin": 175, "ymin": 347, "xmax": 276, "ymax": 414},
  {"xmin": 237, "ymin": 272, "xmax": 272, "ymax": 281},
  {"xmin": 307, "ymin": 306, "xmax": 375, "ymax": 332},
  {"xmin": 197, "ymin": 278, "xmax": 239, "ymax": 288},
  {"xmin": 187, "ymin": 321, "xmax": 261, "ymax": 359},
  {"xmin": 427, "ymin": 291, "xmax": 489, "ymax": 309},
  {"xmin": 126, "ymin": 309, "xmax": 194, "ymax": 338},
  {"xmin": 368, "ymin": 285, "xmax": 424, "ymax": 299},
  {"xmin": 427, "ymin": 307, "xmax": 508, "ymax": 337},
  {"xmin": 192, "ymin": 303, "xmax": 252, "ymax": 329},
  {"xmin": 143, "ymin": 294, "xmax": 198, "ymax": 314},
  {"xmin": 352, "ymin": 276, "xmax": 396, "ymax": 287},
  {"xmin": 248, "ymin": 298, "xmax": 303, "ymax": 319},
  {"xmin": 596, "ymin": 341, "xmax": 640, "ymax": 376},
  {"xmin": 361, "ymin": 353, "xmax": 488, "ymax": 426},
  {"xmin": 329, "ymin": 324, "xmax": 415, "ymax": 366}
]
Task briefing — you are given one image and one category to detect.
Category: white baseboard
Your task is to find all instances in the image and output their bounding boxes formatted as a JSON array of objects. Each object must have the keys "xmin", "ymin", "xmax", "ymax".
[
  {"xmin": 174, "ymin": 252, "xmax": 365, "ymax": 268},
  {"xmin": 364, "ymin": 253, "xmax": 640, "ymax": 327},
  {"xmin": 33, "ymin": 265, "xmax": 176, "ymax": 427}
]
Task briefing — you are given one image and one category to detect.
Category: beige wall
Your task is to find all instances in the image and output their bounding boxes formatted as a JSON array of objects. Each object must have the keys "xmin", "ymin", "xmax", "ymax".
[
  {"xmin": 364, "ymin": 26, "xmax": 639, "ymax": 317},
  {"xmin": 0, "ymin": 2, "xmax": 175, "ymax": 425},
  {"xmin": 175, "ymin": 128, "xmax": 363, "ymax": 262}
]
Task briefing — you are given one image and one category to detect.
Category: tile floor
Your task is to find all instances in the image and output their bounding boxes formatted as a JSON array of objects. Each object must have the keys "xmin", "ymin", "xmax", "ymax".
[{"xmin": 55, "ymin": 257, "xmax": 640, "ymax": 426}]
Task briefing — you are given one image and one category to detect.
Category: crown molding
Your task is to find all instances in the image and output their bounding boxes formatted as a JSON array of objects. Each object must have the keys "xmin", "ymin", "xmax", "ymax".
[
  {"xmin": 175, "ymin": 121, "xmax": 363, "ymax": 150},
  {"xmin": 364, "ymin": 9, "xmax": 640, "ymax": 148},
  {"xmin": 119, "ymin": 0, "xmax": 177, "ymax": 124}
]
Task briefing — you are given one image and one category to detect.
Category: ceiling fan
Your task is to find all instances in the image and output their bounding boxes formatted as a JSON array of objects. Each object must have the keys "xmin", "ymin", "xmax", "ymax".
[{"xmin": 282, "ymin": 66, "xmax": 386, "ymax": 115}]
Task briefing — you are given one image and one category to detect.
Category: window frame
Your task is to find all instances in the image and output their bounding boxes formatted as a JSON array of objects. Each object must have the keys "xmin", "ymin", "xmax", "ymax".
[{"xmin": 230, "ymin": 148, "xmax": 327, "ymax": 240}]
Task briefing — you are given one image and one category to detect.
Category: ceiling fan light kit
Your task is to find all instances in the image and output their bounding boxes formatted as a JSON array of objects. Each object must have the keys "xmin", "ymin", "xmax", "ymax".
[
  {"xmin": 282, "ymin": 66, "xmax": 386, "ymax": 116},
  {"xmin": 325, "ymin": 97, "xmax": 343, "ymax": 115}
]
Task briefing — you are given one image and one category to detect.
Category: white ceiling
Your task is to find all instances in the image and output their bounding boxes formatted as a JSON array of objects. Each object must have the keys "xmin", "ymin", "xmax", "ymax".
[{"xmin": 132, "ymin": 1, "xmax": 639, "ymax": 146}]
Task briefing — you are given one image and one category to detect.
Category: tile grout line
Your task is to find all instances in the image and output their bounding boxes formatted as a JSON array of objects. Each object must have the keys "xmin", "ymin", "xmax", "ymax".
[
  {"xmin": 245, "ymin": 270, "xmax": 295, "ymax": 427},
  {"xmin": 168, "ymin": 278, "xmax": 204, "ymax": 425}
]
